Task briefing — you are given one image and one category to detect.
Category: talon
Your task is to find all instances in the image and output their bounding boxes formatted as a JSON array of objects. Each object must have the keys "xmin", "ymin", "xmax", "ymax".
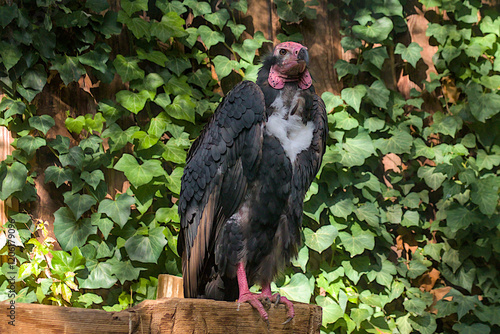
[
  {"xmin": 282, "ymin": 317, "xmax": 293, "ymax": 325},
  {"xmin": 273, "ymin": 293, "xmax": 281, "ymax": 307}
]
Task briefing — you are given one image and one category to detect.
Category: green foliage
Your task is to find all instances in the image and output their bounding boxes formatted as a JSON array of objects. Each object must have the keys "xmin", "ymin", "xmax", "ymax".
[{"xmin": 0, "ymin": 0, "xmax": 498, "ymax": 333}]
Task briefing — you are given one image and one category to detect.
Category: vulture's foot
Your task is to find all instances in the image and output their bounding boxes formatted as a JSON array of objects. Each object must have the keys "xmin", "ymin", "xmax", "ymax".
[
  {"xmin": 262, "ymin": 285, "xmax": 295, "ymax": 324},
  {"xmin": 237, "ymin": 291, "xmax": 271, "ymax": 326}
]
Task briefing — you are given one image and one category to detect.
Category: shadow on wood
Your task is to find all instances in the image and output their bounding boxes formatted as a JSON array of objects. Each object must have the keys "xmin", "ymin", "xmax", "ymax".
[{"xmin": 0, "ymin": 298, "xmax": 322, "ymax": 333}]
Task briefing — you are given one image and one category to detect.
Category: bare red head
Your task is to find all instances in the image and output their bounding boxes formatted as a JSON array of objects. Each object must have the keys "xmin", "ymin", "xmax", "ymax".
[{"xmin": 268, "ymin": 42, "xmax": 312, "ymax": 90}]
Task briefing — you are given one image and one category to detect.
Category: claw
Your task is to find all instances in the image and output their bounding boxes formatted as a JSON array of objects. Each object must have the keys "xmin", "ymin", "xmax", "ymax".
[{"xmin": 282, "ymin": 317, "xmax": 293, "ymax": 325}]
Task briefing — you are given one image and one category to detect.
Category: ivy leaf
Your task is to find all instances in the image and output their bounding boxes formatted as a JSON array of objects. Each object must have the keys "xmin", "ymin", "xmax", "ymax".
[
  {"xmin": 131, "ymin": 130, "xmax": 159, "ymax": 150},
  {"xmin": 304, "ymin": 225, "xmax": 338, "ymax": 254},
  {"xmin": 113, "ymin": 55, "xmax": 145, "ymax": 82},
  {"xmin": 0, "ymin": 162, "xmax": 27, "ymax": 200},
  {"xmin": 60, "ymin": 146, "xmax": 84, "ymax": 170},
  {"xmin": 278, "ymin": 273, "xmax": 312, "ymax": 303},
  {"xmin": 291, "ymin": 246, "xmax": 309, "ymax": 272},
  {"xmin": 21, "ymin": 64, "xmax": 47, "ymax": 92},
  {"xmin": 341, "ymin": 85, "xmax": 367, "ymax": 112},
  {"xmin": 227, "ymin": 21, "xmax": 246, "ymax": 39},
  {"xmin": 166, "ymin": 57, "xmax": 191, "ymax": 76},
  {"xmin": 125, "ymin": 227, "xmax": 167, "ymax": 263},
  {"xmin": 364, "ymin": 47, "xmax": 389, "ymax": 69},
  {"xmin": 352, "ymin": 17, "xmax": 393, "ymax": 43},
  {"xmin": 316, "ymin": 296, "xmax": 344, "ymax": 326},
  {"xmin": 120, "ymin": 0, "xmax": 148, "ymax": 16},
  {"xmin": 78, "ymin": 50, "xmax": 110, "ymax": 73},
  {"xmin": 340, "ymin": 131, "xmax": 376, "ymax": 167},
  {"xmin": 404, "ymin": 297, "xmax": 427, "ymax": 316},
  {"xmin": 445, "ymin": 205, "xmax": 481, "ymax": 232},
  {"xmin": 374, "ymin": 129, "xmax": 413, "ymax": 154},
  {"xmin": 166, "ymin": 167, "xmax": 183, "ymax": 194},
  {"xmin": 476, "ymin": 149, "xmax": 500, "ymax": 170},
  {"xmin": 1, "ymin": 98, "xmax": 26, "ymax": 118},
  {"xmin": 205, "ymin": 9, "xmax": 230, "ymax": 29},
  {"xmin": 53, "ymin": 208, "xmax": 97, "ymax": 251},
  {"xmin": 151, "ymin": 13, "xmax": 187, "ymax": 42},
  {"xmin": 0, "ymin": 41, "xmax": 22, "ymax": 70},
  {"xmin": 198, "ymin": 25, "xmax": 225, "ymax": 49},
  {"xmin": 417, "ymin": 166, "xmax": 446, "ymax": 191},
  {"xmin": 85, "ymin": 0, "xmax": 110, "ymax": 12},
  {"xmin": 334, "ymin": 60, "xmax": 359, "ymax": 79},
  {"xmin": 162, "ymin": 139, "xmax": 188, "ymax": 164},
  {"xmin": 339, "ymin": 223, "xmax": 375, "ymax": 257},
  {"xmin": 395, "ymin": 42, "xmax": 423, "ymax": 67},
  {"xmin": 102, "ymin": 124, "xmax": 139, "ymax": 152},
  {"xmin": 78, "ymin": 260, "xmax": 118, "ymax": 289},
  {"xmin": 108, "ymin": 258, "xmax": 144, "ymax": 284},
  {"xmin": 183, "ymin": 0, "xmax": 211, "ymax": 16},
  {"xmin": 97, "ymin": 193, "xmax": 135, "ymax": 227},
  {"xmin": 465, "ymin": 83, "xmax": 500, "ymax": 122},
  {"xmin": 29, "ymin": 115, "xmax": 55, "ymax": 135},
  {"xmin": 45, "ymin": 166, "xmax": 73, "ymax": 187},
  {"xmin": 91, "ymin": 214, "xmax": 114, "ymax": 239},
  {"xmin": 114, "ymin": 154, "xmax": 165, "ymax": 188},
  {"xmin": 81, "ymin": 170, "xmax": 105, "ymax": 190},
  {"xmin": 116, "ymin": 90, "xmax": 150, "ymax": 114},
  {"xmin": 367, "ymin": 80, "xmax": 390, "ymax": 108},
  {"xmin": 17, "ymin": 136, "xmax": 46, "ymax": 156},
  {"xmin": 51, "ymin": 55, "xmax": 86, "ymax": 86},
  {"xmin": 63, "ymin": 193, "xmax": 96, "ymax": 220},
  {"xmin": 471, "ymin": 177, "xmax": 499, "ymax": 215},
  {"xmin": 156, "ymin": 0, "xmax": 186, "ymax": 15},
  {"xmin": 165, "ymin": 94, "xmax": 196, "ymax": 123}
]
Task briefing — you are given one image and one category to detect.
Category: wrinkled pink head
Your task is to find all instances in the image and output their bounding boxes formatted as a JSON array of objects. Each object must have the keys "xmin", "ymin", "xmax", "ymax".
[{"xmin": 268, "ymin": 42, "xmax": 312, "ymax": 90}]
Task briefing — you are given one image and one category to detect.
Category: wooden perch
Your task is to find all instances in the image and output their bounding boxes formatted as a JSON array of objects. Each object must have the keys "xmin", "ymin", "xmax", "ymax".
[{"xmin": 0, "ymin": 297, "xmax": 322, "ymax": 333}]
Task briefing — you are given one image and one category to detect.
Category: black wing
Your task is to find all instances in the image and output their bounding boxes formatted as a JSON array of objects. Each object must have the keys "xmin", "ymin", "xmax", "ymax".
[{"xmin": 178, "ymin": 81, "xmax": 265, "ymax": 298}]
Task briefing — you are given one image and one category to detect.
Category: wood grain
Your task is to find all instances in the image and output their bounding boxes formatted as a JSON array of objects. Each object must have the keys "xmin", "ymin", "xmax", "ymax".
[{"xmin": 0, "ymin": 298, "xmax": 322, "ymax": 334}]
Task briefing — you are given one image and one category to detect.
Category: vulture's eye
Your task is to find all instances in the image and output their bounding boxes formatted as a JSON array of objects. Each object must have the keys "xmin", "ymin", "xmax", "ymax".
[{"xmin": 279, "ymin": 49, "xmax": 287, "ymax": 56}]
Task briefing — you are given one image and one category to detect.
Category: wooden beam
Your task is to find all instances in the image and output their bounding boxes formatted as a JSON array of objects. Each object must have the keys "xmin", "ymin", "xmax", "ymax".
[
  {"xmin": 157, "ymin": 274, "xmax": 184, "ymax": 299},
  {"xmin": 0, "ymin": 298, "xmax": 322, "ymax": 333}
]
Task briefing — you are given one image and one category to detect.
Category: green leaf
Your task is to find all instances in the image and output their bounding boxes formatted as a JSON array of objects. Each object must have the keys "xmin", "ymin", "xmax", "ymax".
[
  {"xmin": 53, "ymin": 208, "xmax": 97, "ymax": 251},
  {"xmin": 375, "ymin": 129, "xmax": 413, "ymax": 154},
  {"xmin": 91, "ymin": 214, "xmax": 114, "ymax": 239},
  {"xmin": 0, "ymin": 162, "xmax": 27, "ymax": 200},
  {"xmin": 445, "ymin": 205, "xmax": 481, "ymax": 232},
  {"xmin": 97, "ymin": 193, "xmax": 135, "ymax": 227},
  {"xmin": 366, "ymin": 80, "xmax": 390, "ymax": 109},
  {"xmin": 63, "ymin": 193, "xmax": 96, "ymax": 220},
  {"xmin": 334, "ymin": 60, "xmax": 359, "ymax": 80},
  {"xmin": 227, "ymin": 21, "xmax": 246, "ymax": 39},
  {"xmin": 352, "ymin": 17, "xmax": 393, "ymax": 43},
  {"xmin": 45, "ymin": 166, "xmax": 73, "ymax": 187},
  {"xmin": 364, "ymin": 47, "xmax": 388, "ymax": 69},
  {"xmin": 166, "ymin": 57, "xmax": 191, "ymax": 76},
  {"xmin": 404, "ymin": 297, "xmax": 427, "ymax": 316},
  {"xmin": 395, "ymin": 42, "xmax": 423, "ymax": 67},
  {"xmin": 291, "ymin": 246, "xmax": 309, "ymax": 272},
  {"xmin": 304, "ymin": 225, "xmax": 338, "ymax": 253},
  {"xmin": 66, "ymin": 115, "xmax": 86, "ymax": 134},
  {"xmin": 17, "ymin": 136, "xmax": 46, "ymax": 155},
  {"xmin": 81, "ymin": 170, "xmax": 105, "ymax": 190},
  {"xmin": 476, "ymin": 149, "xmax": 500, "ymax": 170},
  {"xmin": 151, "ymin": 13, "xmax": 187, "ymax": 42},
  {"xmin": 156, "ymin": 0, "xmax": 186, "ymax": 15},
  {"xmin": 29, "ymin": 115, "xmax": 55, "ymax": 135},
  {"xmin": 453, "ymin": 323, "xmax": 490, "ymax": 334},
  {"xmin": 338, "ymin": 223, "xmax": 375, "ymax": 257},
  {"xmin": 51, "ymin": 55, "xmax": 86, "ymax": 86},
  {"xmin": 165, "ymin": 94, "xmax": 196, "ymax": 123},
  {"xmin": 78, "ymin": 50, "xmax": 109, "ymax": 73},
  {"xmin": 113, "ymin": 55, "xmax": 145, "ymax": 82},
  {"xmin": 22, "ymin": 64, "xmax": 47, "ymax": 92},
  {"xmin": 316, "ymin": 296, "xmax": 345, "ymax": 325},
  {"xmin": 60, "ymin": 146, "xmax": 84, "ymax": 170},
  {"xmin": 78, "ymin": 260, "xmax": 118, "ymax": 289},
  {"xmin": 114, "ymin": 154, "xmax": 165, "ymax": 188},
  {"xmin": 278, "ymin": 273, "xmax": 312, "ymax": 303},
  {"xmin": 340, "ymin": 131, "xmax": 376, "ymax": 167},
  {"xmin": 466, "ymin": 83, "xmax": 500, "ymax": 122},
  {"xmin": 85, "ymin": 0, "xmax": 110, "ymax": 12},
  {"xmin": 109, "ymin": 259, "xmax": 144, "ymax": 284},
  {"xmin": 125, "ymin": 227, "xmax": 167, "ymax": 263},
  {"xmin": 1, "ymin": 98, "xmax": 25, "ymax": 118},
  {"xmin": 470, "ymin": 177, "xmax": 499, "ymax": 215},
  {"xmin": 0, "ymin": 41, "xmax": 22, "ymax": 71},
  {"xmin": 212, "ymin": 55, "xmax": 239, "ymax": 79},
  {"xmin": 205, "ymin": 9, "xmax": 230, "ymax": 29},
  {"xmin": 116, "ymin": 90, "xmax": 150, "ymax": 114},
  {"xmin": 183, "ymin": 0, "xmax": 211, "ymax": 16},
  {"xmin": 333, "ymin": 110, "xmax": 359, "ymax": 130},
  {"xmin": 0, "ymin": 4, "xmax": 18, "ymax": 28},
  {"xmin": 120, "ymin": 0, "xmax": 148, "ymax": 16},
  {"xmin": 131, "ymin": 130, "xmax": 159, "ymax": 150},
  {"xmin": 341, "ymin": 85, "xmax": 367, "ymax": 112}
]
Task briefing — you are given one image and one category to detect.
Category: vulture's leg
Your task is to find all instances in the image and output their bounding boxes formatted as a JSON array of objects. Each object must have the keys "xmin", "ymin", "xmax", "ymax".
[
  {"xmin": 236, "ymin": 262, "xmax": 270, "ymax": 325},
  {"xmin": 261, "ymin": 284, "xmax": 295, "ymax": 324}
]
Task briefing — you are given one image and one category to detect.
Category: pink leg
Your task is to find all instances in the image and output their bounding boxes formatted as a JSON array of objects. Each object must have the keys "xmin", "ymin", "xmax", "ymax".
[
  {"xmin": 261, "ymin": 283, "xmax": 295, "ymax": 324},
  {"xmin": 237, "ymin": 263, "xmax": 270, "ymax": 324}
]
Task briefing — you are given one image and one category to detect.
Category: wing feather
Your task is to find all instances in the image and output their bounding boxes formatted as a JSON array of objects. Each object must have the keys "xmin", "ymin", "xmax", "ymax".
[{"xmin": 178, "ymin": 81, "xmax": 265, "ymax": 298}]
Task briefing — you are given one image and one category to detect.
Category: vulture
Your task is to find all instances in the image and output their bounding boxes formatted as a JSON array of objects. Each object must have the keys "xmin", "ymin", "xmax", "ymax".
[{"xmin": 178, "ymin": 42, "xmax": 328, "ymax": 323}]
